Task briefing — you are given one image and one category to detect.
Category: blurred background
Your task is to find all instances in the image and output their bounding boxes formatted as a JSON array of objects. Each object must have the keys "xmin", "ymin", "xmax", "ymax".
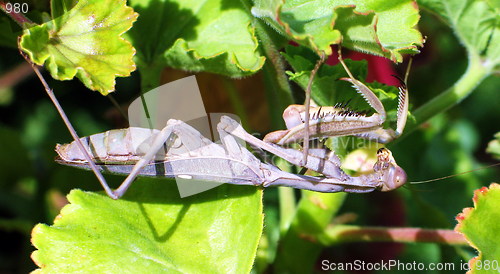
[{"xmin": 0, "ymin": 5, "xmax": 499, "ymax": 274}]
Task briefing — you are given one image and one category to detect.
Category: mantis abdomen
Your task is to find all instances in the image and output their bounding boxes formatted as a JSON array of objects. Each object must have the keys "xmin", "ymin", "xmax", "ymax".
[{"xmin": 56, "ymin": 127, "xmax": 162, "ymax": 164}]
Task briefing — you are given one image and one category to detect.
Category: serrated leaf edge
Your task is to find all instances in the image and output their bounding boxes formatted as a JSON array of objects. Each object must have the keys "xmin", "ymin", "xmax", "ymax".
[
  {"xmin": 454, "ymin": 183, "xmax": 500, "ymax": 273},
  {"xmin": 30, "ymin": 189, "xmax": 89, "ymax": 271},
  {"xmin": 20, "ymin": 0, "xmax": 139, "ymax": 95},
  {"xmin": 264, "ymin": 2, "xmax": 423, "ymax": 61}
]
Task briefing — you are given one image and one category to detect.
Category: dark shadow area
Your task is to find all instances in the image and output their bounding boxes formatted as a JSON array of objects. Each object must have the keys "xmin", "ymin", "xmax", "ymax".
[{"xmin": 138, "ymin": 201, "xmax": 191, "ymax": 242}]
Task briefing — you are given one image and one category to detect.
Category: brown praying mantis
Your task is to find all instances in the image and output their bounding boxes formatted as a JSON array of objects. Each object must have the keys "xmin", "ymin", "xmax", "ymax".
[{"xmin": 55, "ymin": 51, "xmax": 409, "ymax": 199}]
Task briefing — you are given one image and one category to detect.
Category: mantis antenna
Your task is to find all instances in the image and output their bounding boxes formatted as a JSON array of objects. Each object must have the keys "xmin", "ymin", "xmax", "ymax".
[{"xmin": 410, "ymin": 163, "xmax": 500, "ymax": 185}]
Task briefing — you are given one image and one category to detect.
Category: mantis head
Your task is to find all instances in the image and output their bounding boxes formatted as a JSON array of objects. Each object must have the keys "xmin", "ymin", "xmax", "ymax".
[{"xmin": 374, "ymin": 148, "xmax": 407, "ymax": 191}]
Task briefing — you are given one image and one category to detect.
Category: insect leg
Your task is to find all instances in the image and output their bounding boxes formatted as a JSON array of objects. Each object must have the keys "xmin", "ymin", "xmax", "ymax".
[
  {"xmin": 337, "ymin": 48, "xmax": 386, "ymax": 120},
  {"xmin": 218, "ymin": 115, "xmax": 347, "ymax": 179},
  {"xmin": 112, "ymin": 119, "xmax": 184, "ymax": 198}
]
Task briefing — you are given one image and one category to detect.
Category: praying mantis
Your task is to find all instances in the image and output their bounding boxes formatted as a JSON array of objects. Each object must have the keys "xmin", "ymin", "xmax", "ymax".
[{"xmin": 55, "ymin": 52, "xmax": 409, "ymax": 199}]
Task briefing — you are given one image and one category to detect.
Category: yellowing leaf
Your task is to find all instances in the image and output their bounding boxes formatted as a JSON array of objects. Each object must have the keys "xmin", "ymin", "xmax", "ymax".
[
  {"xmin": 20, "ymin": 0, "xmax": 138, "ymax": 95},
  {"xmin": 455, "ymin": 183, "xmax": 500, "ymax": 273}
]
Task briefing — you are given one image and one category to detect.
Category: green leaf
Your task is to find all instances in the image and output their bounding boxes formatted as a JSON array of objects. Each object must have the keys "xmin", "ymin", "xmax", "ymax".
[
  {"xmin": 252, "ymin": 0, "xmax": 423, "ymax": 61},
  {"xmin": 282, "ymin": 45, "xmax": 367, "ymax": 106},
  {"xmin": 406, "ymin": 0, "xmax": 499, "ymax": 135},
  {"xmin": 127, "ymin": 0, "xmax": 265, "ymax": 77},
  {"xmin": 418, "ymin": 0, "xmax": 500, "ymax": 68},
  {"xmin": 31, "ymin": 179, "xmax": 263, "ymax": 273},
  {"xmin": 455, "ymin": 183, "xmax": 500, "ymax": 273},
  {"xmin": 486, "ymin": 132, "xmax": 500, "ymax": 160},
  {"xmin": 19, "ymin": 0, "xmax": 138, "ymax": 95}
]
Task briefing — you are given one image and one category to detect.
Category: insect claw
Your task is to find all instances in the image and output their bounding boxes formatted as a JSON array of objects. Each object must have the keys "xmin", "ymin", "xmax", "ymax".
[{"xmin": 395, "ymin": 84, "xmax": 409, "ymax": 136}]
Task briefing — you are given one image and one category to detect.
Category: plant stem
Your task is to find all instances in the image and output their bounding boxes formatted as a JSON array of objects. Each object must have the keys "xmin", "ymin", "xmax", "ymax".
[
  {"xmin": 0, "ymin": 1, "xmax": 32, "ymax": 26},
  {"xmin": 253, "ymin": 25, "xmax": 293, "ymax": 129},
  {"xmin": 318, "ymin": 225, "xmax": 468, "ymax": 246},
  {"xmin": 402, "ymin": 52, "xmax": 491, "ymax": 137},
  {"xmin": 250, "ymin": 7, "xmax": 297, "ymax": 255},
  {"xmin": 278, "ymin": 187, "xmax": 295, "ymax": 233},
  {"xmin": 274, "ymin": 192, "xmax": 346, "ymax": 272},
  {"xmin": 0, "ymin": 62, "xmax": 33, "ymax": 88},
  {"xmin": 107, "ymin": 94, "xmax": 129, "ymax": 122}
]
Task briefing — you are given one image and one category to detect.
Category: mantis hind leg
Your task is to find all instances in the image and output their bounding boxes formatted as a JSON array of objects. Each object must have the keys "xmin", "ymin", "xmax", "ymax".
[{"xmin": 111, "ymin": 120, "xmax": 183, "ymax": 198}]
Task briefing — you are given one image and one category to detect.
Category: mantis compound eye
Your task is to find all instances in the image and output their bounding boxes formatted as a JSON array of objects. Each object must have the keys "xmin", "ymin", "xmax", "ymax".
[{"xmin": 381, "ymin": 166, "xmax": 407, "ymax": 192}]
